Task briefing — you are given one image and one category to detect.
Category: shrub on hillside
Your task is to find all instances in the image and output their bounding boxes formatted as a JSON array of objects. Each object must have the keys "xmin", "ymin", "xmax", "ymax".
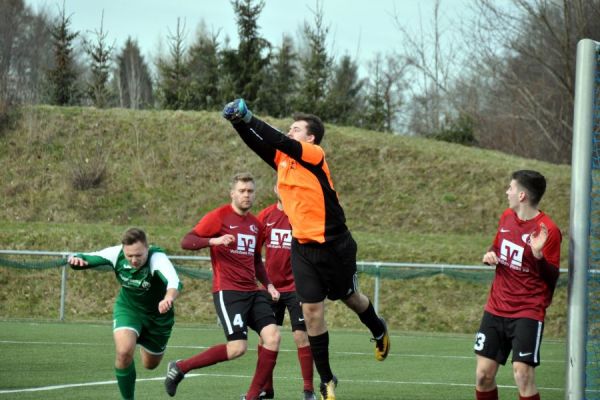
[
  {"xmin": 70, "ymin": 154, "xmax": 107, "ymax": 190},
  {"xmin": 0, "ymin": 100, "xmax": 20, "ymax": 136}
]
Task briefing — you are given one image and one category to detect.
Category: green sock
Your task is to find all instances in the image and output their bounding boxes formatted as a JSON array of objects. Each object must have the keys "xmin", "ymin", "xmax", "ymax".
[{"xmin": 115, "ymin": 361, "xmax": 136, "ymax": 400}]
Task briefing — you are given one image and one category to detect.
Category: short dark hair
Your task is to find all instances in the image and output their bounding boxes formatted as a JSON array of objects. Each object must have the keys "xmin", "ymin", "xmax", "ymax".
[
  {"xmin": 230, "ymin": 171, "xmax": 255, "ymax": 189},
  {"xmin": 121, "ymin": 227, "xmax": 148, "ymax": 246},
  {"xmin": 512, "ymin": 170, "xmax": 546, "ymax": 206},
  {"xmin": 293, "ymin": 112, "xmax": 325, "ymax": 144}
]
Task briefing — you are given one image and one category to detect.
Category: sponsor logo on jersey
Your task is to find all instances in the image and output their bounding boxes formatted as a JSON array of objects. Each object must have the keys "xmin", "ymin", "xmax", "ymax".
[
  {"xmin": 499, "ymin": 238, "xmax": 529, "ymax": 272},
  {"xmin": 233, "ymin": 233, "xmax": 256, "ymax": 255},
  {"xmin": 269, "ymin": 228, "xmax": 292, "ymax": 249}
]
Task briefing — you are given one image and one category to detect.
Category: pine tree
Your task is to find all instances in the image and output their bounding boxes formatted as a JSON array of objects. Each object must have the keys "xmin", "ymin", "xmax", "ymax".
[
  {"xmin": 295, "ymin": 2, "xmax": 331, "ymax": 116},
  {"xmin": 325, "ymin": 55, "xmax": 364, "ymax": 125},
  {"xmin": 187, "ymin": 23, "xmax": 220, "ymax": 110},
  {"xmin": 230, "ymin": 0, "xmax": 270, "ymax": 103},
  {"xmin": 46, "ymin": 2, "xmax": 80, "ymax": 106},
  {"xmin": 116, "ymin": 38, "xmax": 153, "ymax": 109},
  {"xmin": 82, "ymin": 11, "xmax": 114, "ymax": 108},
  {"xmin": 156, "ymin": 18, "xmax": 191, "ymax": 110},
  {"xmin": 257, "ymin": 34, "xmax": 296, "ymax": 117}
]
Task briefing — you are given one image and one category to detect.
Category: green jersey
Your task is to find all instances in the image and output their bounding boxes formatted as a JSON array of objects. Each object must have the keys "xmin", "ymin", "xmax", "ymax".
[{"xmin": 74, "ymin": 245, "xmax": 182, "ymax": 314}]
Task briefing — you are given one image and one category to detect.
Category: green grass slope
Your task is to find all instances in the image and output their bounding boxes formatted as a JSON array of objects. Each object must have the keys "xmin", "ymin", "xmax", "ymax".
[{"xmin": 0, "ymin": 106, "xmax": 571, "ymax": 336}]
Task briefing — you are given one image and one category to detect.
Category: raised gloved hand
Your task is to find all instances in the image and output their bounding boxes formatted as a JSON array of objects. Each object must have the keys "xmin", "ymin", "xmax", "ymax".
[{"xmin": 222, "ymin": 98, "xmax": 253, "ymax": 123}]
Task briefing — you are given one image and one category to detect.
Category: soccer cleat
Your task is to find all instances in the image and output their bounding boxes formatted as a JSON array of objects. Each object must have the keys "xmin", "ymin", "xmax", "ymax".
[
  {"xmin": 303, "ymin": 389, "xmax": 317, "ymax": 400},
  {"xmin": 223, "ymin": 98, "xmax": 252, "ymax": 123},
  {"xmin": 164, "ymin": 360, "xmax": 185, "ymax": 397},
  {"xmin": 371, "ymin": 317, "xmax": 390, "ymax": 361},
  {"xmin": 258, "ymin": 389, "xmax": 274, "ymax": 399},
  {"xmin": 319, "ymin": 375, "xmax": 337, "ymax": 400}
]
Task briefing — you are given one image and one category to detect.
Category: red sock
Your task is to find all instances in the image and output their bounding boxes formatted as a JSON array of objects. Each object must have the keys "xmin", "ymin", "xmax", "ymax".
[
  {"xmin": 476, "ymin": 387, "xmax": 498, "ymax": 400},
  {"xmin": 246, "ymin": 347, "xmax": 278, "ymax": 399},
  {"xmin": 177, "ymin": 344, "xmax": 228, "ymax": 374},
  {"xmin": 520, "ymin": 394, "xmax": 540, "ymax": 400},
  {"xmin": 297, "ymin": 345, "xmax": 314, "ymax": 391},
  {"xmin": 258, "ymin": 345, "xmax": 274, "ymax": 392}
]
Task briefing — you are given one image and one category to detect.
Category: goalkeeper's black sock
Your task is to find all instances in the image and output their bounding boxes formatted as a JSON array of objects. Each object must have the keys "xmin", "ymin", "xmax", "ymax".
[
  {"xmin": 358, "ymin": 300, "xmax": 385, "ymax": 338},
  {"xmin": 308, "ymin": 331, "xmax": 333, "ymax": 383}
]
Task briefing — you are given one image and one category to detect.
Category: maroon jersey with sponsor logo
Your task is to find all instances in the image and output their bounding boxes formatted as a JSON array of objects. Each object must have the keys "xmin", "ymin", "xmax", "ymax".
[
  {"xmin": 192, "ymin": 204, "xmax": 264, "ymax": 293},
  {"xmin": 485, "ymin": 208, "xmax": 561, "ymax": 321},
  {"xmin": 257, "ymin": 203, "xmax": 295, "ymax": 292}
]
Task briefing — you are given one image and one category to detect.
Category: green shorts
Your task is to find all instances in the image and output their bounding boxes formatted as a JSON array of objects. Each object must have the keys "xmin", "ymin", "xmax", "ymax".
[{"xmin": 113, "ymin": 299, "xmax": 175, "ymax": 355}]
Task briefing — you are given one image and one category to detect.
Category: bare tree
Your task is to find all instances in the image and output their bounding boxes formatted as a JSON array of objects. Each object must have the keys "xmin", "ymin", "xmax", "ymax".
[
  {"xmin": 0, "ymin": 0, "xmax": 52, "ymax": 105},
  {"xmin": 364, "ymin": 53, "xmax": 409, "ymax": 133},
  {"xmin": 393, "ymin": 0, "xmax": 462, "ymax": 135},
  {"xmin": 464, "ymin": 0, "xmax": 600, "ymax": 163}
]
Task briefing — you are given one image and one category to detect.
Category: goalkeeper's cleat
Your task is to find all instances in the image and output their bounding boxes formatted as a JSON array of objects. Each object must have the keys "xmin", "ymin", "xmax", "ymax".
[
  {"xmin": 319, "ymin": 375, "xmax": 337, "ymax": 400},
  {"xmin": 223, "ymin": 98, "xmax": 252, "ymax": 123},
  {"xmin": 371, "ymin": 317, "xmax": 390, "ymax": 361},
  {"xmin": 258, "ymin": 389, "xmax": 274, "ymax": 399},
  {"xmin": 303, "ymin": 389, "xmax": 317, "ymax": 400},
  {"xmin": 164, "ymin": 360, "xmax": 185, "ymax": 397}
]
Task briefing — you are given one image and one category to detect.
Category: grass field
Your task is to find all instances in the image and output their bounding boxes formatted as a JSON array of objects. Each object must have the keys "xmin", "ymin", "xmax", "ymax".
[{"xmin": 0, "ymin": 320, "xmax": 565, "ymax": 400}]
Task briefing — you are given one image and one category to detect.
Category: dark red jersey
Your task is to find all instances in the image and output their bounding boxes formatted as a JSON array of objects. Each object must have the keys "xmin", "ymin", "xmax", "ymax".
[
  {"xmin": 257, "ymin": 203, "xmax": 295, "ymax": 292},
  {"xmin": 192, "ymin": 204, "xmax": 265, "ymax": 293},
  {"xmin": 485, "ymin": 208, "xmax": 562, "ymax": 321}
]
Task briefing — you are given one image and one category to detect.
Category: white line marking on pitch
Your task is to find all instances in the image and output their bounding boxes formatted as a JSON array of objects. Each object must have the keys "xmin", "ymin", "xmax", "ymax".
[
  {"xmin": 0, "ymin": 372, "xmax": 566, "ymax": 395},
  {"xmin": 0, "ymin": 340, "xmax": 564, "ymax": 363}
]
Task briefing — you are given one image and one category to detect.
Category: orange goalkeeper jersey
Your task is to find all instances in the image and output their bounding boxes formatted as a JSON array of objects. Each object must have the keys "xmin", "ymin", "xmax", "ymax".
[{"xmin": 232, "ymin": 118, "xmax": 348, "ymax": 244}]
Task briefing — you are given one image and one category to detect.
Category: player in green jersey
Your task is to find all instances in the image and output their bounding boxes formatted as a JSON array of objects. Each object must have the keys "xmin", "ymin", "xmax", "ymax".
[{"xmin": 68, "ymin": 227, "xmax": 182, "ymax": 400}]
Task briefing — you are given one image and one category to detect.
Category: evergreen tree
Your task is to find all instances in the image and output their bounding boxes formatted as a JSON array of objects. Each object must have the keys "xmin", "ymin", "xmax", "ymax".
[
  {"xmin": 257, "ymin": 34, "xmax": 297, "ymax": 117},
  {"xmin": 295, "ymin": 2, "xmax": 331, "ymax": 116},
  {"xmin": 46, "ymin": 2, "xmax": 80, "ymax": 105},
  {"xmin": 82, "ymin": 11, "xmax": 114, "ymax": 108},
  {"xmin": 187, "ymin": 23, "xmax": 220, "ymax": 110},
  {"xmin": 217, "ymin": 46, "xmax": 239, "ymax": 106},
  {"xmin": 156, "ymin": 18, "xmax": 191, "ymax": 110},
  {"xmin": 116, "ymin": 38, "xmax": 153, "ymax": 109},
  {"xmin": 324, "ymin": 54, "xmax": 364, "ymax": 125},
  {"xmin": 230, "ymin": 0, "xmax": 270, "ymax": 103}
]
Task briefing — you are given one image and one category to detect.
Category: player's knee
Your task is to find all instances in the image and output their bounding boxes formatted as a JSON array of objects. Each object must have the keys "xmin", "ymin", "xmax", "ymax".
[
  {"xmin": 227, "ymin": 340, "xmax": 248, "ymax": 359},
  {"xmin": 512, "ymin": 363, "xmax": 534, "ymax": 388},
  {"xmin": 293, "ymin": 330, "xmax": 309, "ymax": 347},
  {"xmin": 262, "ymin": 326, "xmax": 281, "ymax": 349},
  {"xmin": 115, "ymin": 351, "xmax": 134, "ymax": 368},
  {"xmin": 475, "ymin": 367, "xmax": 496, "ymax": 389}
]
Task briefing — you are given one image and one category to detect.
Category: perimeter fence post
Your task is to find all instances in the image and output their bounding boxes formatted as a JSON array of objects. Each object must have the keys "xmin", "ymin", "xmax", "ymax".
[{"xmin": 59, "ymin": 254, "xmax": 68, "ymax": 321}]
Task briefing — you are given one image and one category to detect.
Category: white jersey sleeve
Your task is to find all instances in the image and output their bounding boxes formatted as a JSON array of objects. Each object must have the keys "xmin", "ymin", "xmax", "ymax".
[{"xmin": 149, "ymin": 251, "xmax": 181, "ymax": 290}]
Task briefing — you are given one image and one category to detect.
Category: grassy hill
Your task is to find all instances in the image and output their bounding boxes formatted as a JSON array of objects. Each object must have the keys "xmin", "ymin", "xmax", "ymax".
[{"xmin": 0, "ymin": 106, "xmax": 571, "ymax": 336}]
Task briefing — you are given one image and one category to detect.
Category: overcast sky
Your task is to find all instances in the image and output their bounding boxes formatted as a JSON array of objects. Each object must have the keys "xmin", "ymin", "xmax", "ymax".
[{"xmin": 26, "ymin": 0, "xmax": 469, "ymax": 69}]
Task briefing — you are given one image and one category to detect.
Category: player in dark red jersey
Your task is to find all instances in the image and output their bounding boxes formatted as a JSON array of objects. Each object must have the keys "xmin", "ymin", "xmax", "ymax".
[
  {"xmin": 473, "ymin": 170, "xmax": 562, "ymax": 400},
  {"xmin": 164, "ymin": 172, "xmax": 281, "ymax": 400},
  {"xmin": 223, "ymin": 99, "xmax": 389, "ymax": 400},
  {"xmin": 257, "ymin": 186, "xmax": 315, "ymax": 400}
]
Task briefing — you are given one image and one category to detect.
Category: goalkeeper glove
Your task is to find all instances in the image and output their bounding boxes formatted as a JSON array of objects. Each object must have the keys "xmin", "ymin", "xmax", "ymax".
[{"xmin": 222, "ymin": 98, "xmax": 252, "ymax": 123}]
